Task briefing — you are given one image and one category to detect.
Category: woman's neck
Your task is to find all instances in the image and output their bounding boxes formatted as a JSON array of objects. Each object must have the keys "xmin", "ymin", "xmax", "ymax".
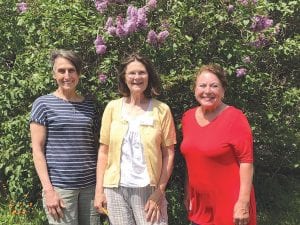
[
  {"xmin": 124, "ymin": 95, "xmax": 150, "ymax": 116},
  {"xmin": 200, "ymin": 102, "xmax": 226, "ymax": 117},
  {"xmin": 54, "ymin": 89, "xmax": 82, "ymax": 102},
  {"xmin": 126, "ymin": 94, "xmax": 148, "ymax": 106}
]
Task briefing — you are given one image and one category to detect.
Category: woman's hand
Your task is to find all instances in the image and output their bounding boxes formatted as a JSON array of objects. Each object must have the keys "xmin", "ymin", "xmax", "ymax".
[
  {"xmin": 44, "ymin": 188, "xmax": 65, "ymax": 221},
  {"xmin": 233, "ymin": 200, "xmax": 250, "ymax": 225},
  {"xmin": 94, "ymin": 192, "xmax": 108, "ymax": 215},
  {"xmin": 234, "ymin": 163, "xmax": 253, "ymax": 225},
  {"xmin": 144, "ymin": 189, "xmax": 164, "ymax": 223}
]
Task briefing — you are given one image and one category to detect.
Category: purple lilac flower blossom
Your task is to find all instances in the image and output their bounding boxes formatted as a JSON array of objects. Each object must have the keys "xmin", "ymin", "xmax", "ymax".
[
  {"xmin": 98, "ymin": 73, "xmax": 107, "ymax": 83},
  {"xmin": 147, "ymin": 29, "xmax": 169, "ymax": 46},
  {"xmin": 94, "ymin": 36, "xmax": 105, "ymax": 46},
  {"xmin": 238, "ymin": 0, "xmax": 248, "ymax": 5},
  {"xmin": 95, "ymin": 0, "xmax": 109, "ymax": 13},
  {"xmin": 17, "ymin": 2, "xmax": 28, "ymax": 13},
  {"xmin": 236, "ymin": 68, "xmax": 247, "ymax": 77},
  {"xmin": 105, "ymin": 17, "xmax": 117, "ymax": 36},
  {"xmin": 124, "ymin": 20, "xmax": 137, "ymax": 34},
  {"xmin": 127, "ymin": 5, "xmax": 138, "ymax": 20},
  {"xmin": 96, "ymin": 45, "xmax": 107, "ymax": 55},
  {"xmin": 107, "ymin": 26, "xmax": 117, "ymax": 36},
  {"xmin": 249, "ymin": 33, "xmax": 269, "ymax": 48},
  {"xmin": 251, "ymin": 15, "xmax": 273, "ymax": 32},
  {"xmin": 94, "ymin": 36, "xmax": 107, "ymax": 55},
  {"xmin": 146, "ymin": 0, "xmax": 157, "ymax": 10},
  {"xmin": 116, "ymin": 16, "xmax": 127, "ymax": 37},
  {"xmin": 227, "ymin": 5, "xmax": 234, "ymax": 14},
  {"xmin": 124, "ymin": 5, "xmax": 138, "ymax": 34},
  {"xmin": 124, "ymin": 6, "xmax": 148, "ymax": 34},
  {"xmin": 105, "ymin": 17, "xmax": 114, "ymax": 29},
  {"xmin": 147, "ymin": 30, "xmax": 158, "ymax": 45},
  {"xmin": 137, "ymin": 7, "xmax": 148, "ymax": 29},
  {"xmin": 242, "ymin": 56, "xmax": 251, "ymax": 64},
  {"xmin": 157, "ymin": 30, "xmax": 169, "ymax": 44}
]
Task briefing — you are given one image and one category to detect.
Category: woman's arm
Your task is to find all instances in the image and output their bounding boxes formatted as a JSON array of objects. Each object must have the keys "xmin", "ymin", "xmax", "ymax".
[
  {"xmin": 30, "ymin": 122, "xmax": 65, "ymax": 220},
  {"xmin": 157, "ymin": 145, "xmax": 175, "ymax": 194},
  {"xmin": 233, "ymin": 162, "xmax": 254, "ymax": 225},
  {"xmin": 145, "ymin": 144, "xmax": 175, "ymax": 223},
  {"xmin": 94, "ymin": 144, "xmax": 109, "ymax": 214}
]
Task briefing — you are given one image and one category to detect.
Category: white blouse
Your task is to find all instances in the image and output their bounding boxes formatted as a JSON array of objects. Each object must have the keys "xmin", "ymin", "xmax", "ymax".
[{"xmin": 119, "ymin": 99, "xmax": 153, "ymax": 187}]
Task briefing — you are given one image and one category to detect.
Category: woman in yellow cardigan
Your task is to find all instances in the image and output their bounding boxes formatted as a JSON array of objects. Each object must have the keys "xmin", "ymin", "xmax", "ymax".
[{"xmin": 94, "ymin": 53, "xmax": 176, "ymax": 225}]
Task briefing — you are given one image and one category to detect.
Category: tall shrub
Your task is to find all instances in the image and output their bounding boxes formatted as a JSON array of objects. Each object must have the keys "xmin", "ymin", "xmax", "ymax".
[{"xmin": 0, "ymin": 0, "xmax": 299, "ymax": 224}]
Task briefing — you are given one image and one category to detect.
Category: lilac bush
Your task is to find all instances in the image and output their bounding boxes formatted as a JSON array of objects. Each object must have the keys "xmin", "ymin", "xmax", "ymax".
[{"xmin": 1, "ymin": 1, "xmax": 299, "ymax": 225}]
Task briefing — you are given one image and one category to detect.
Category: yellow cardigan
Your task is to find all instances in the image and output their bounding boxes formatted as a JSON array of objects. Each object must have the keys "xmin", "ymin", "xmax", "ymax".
[{"xmin": 100, "ymin": 98, "xmax": 176, "ymax": 187}]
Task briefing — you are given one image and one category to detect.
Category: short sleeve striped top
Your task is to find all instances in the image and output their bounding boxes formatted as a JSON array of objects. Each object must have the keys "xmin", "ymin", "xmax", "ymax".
[{"xmin": 30, "ymin": 94, "xmax": 99, "ymax": 189}]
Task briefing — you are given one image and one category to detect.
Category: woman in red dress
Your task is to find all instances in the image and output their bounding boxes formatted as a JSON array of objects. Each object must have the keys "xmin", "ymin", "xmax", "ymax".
[{"xmin": 180, "ymin": 64, "xmax": 256, "ymax": 225}]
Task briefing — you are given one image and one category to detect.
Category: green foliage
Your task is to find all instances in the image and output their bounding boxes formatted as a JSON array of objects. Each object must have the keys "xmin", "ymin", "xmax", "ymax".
[
  {"xmin": 0, "ymin": 196, "xmax": 47, "ymax": 225},
  {"xmin": 255, "ymin": 173, "xmax": 300, "ymax": 225},
  {"xmin": 0, "ymin": 0, "xmax": 299, "ymax": 224}
]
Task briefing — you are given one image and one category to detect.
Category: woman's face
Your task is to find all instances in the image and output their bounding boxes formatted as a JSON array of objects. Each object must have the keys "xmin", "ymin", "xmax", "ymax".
[
  {"xmin": 124, "ymin": 60, "xmax": 149, "ymax": 96},
  {"xmin": 194, "ymin": 70, "xmax": 225, "ymax": 110},
  {"xmin": 53, "ymin": 57, "xmax": 79, "ymax": 92}
]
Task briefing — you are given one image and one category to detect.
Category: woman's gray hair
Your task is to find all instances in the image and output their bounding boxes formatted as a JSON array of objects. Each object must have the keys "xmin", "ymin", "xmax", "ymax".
[{"xmin": 50, "ymin": 49, "xmax": 82, "ymax": 74}]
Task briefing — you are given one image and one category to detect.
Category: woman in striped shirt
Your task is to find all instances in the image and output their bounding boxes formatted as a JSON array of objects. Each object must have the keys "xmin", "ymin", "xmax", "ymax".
[{"xmin": 30, "ymin": 49, "xmax": 101, "ymax": 225}]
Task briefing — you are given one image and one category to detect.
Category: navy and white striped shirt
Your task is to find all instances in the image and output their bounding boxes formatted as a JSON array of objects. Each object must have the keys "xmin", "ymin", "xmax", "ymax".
[{"xmin": 30, "ymin": 94, "xmax": 99, "ymax": 189}]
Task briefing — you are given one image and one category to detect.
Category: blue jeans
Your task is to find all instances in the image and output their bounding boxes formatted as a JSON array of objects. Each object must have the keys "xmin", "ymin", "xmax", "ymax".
[{"xmin": 43, "ymin": 185, "xmax": 101, "ymax": 225}]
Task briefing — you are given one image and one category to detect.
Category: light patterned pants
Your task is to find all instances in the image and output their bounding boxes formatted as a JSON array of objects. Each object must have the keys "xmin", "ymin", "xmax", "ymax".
[
  {"xmin": 104, "ymin": 186, "xmax": 168, "ymax": 225},
  {"xmin": 43, "ymin": 185, "xmax": 101, "ymax": 225}
]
